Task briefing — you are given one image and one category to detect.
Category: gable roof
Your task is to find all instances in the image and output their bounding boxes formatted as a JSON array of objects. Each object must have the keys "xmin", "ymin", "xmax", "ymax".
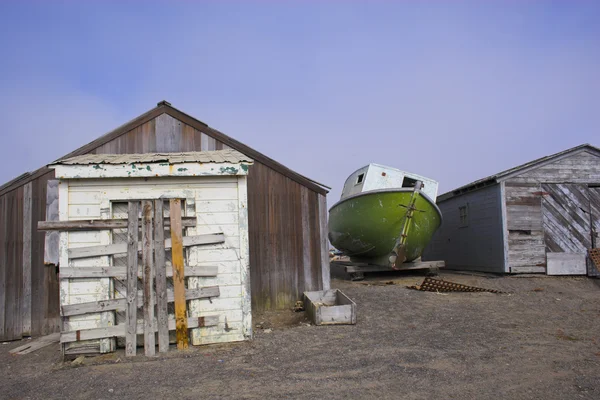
[
  {"xmin": 0, "ymin": 101, "xmax": 329, "ymax": 196},
  {"xmin": 438, "ymin": 143, "xmax": 600, "ymax": 202}
]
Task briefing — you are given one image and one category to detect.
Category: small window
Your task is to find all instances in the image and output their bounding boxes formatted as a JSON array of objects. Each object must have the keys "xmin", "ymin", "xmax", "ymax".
[
  {"xmin": 459, "ymin": 204, "xmax": 469, "ymax": 227},
  {"xmin": 402, "ymin": 177, "xmax": 418, "ymax": 188},
  {"xmin": 356, "ymin": 173, "xmax": 364, "ymax": 184}
]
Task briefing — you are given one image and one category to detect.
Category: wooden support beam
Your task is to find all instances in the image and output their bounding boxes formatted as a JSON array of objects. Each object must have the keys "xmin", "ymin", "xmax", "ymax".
[
  {"xmin": 38, "ymin": 217, "xmax": 197, "ymax": 231},
  {"xmin": 154, "ymin": 200, "xmax": 169, "ymax": 353},
  {"xmin": 22, "ymin": 182, "xmax": 32, "ymax": 336},
  {"xmin": 125, "ymin": 201, "xmax": 139, "ymax": 357},
  {"xmin": 170, "ymin": 199, "xmax": 188, "ymax": 349},
  {"xmin": 61, "ymin": 315, "xmax": 220, "ymax": 344},
  {"xmin": 141, "ymin": 200, "xmax": 155, "ymax": 356},
  {"xmin": 61, "ymin": 286, "xmax": 220, "ymax": 317},
  {"xmin": 67, "ymin": 233, "xmax": 224, "ymax": 259},
  {"xmin": 59, "ymin": 265, "xmax": 217, "ymax": 279},
  {"xmin": 43, "ymin": 180, "xmax": 59, "ymax": 265}
]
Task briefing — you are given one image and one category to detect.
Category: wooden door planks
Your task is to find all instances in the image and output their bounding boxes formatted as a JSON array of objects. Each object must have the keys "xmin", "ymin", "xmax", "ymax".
[
  {"xmin": 38, "ymin": 216, "xmax": 197, "ymax": 231},
  {"xmin": 125, "ymin": 201, "xmax": 139, "ymax": 357},
  {"xmin": 61, "ymin": 286, "xmax": 220, "ymax": 317},
  {"xmin": 141, "ymin": 200, "xmax": 155, "ymax": 356},
  {"xmin": 59, "ymin": 265, "xmax": 218, "ymax": 279},
  {"xmin": 61, "ymin": 315, "xmax": 220, "ymax": 344},
  {"xmin": 170, "ymin": 199, "xmax": 189, "ymax": 349},
  {"xmin": 153, "ymin": 200, "xmax": 169, "ymax": 353},
  {"xmin": 67, "ymin": 233, "xmax": 224, "ymax": 259}
]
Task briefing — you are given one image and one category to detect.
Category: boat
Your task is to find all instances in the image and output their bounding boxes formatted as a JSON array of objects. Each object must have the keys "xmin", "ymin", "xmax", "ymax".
[{"xmin": 328, "ymin": 163, "xmax": 442, "ymax": 268}]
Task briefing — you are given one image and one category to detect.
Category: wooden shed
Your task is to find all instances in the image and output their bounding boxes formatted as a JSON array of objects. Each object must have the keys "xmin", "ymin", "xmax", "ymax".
[
  {"xmin": 423, "ymin": 144, "xmax": 600, "ymax": 276},
  {"xmin": 0, "ymin": 101, "xmax": 330, "ymax": 342},
  {"xmin": 51, "ymin": 151, "xmax": 253, "ymax": 355}
]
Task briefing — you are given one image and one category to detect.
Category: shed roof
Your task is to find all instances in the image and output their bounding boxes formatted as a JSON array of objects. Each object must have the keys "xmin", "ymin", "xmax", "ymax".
[
  {"xmin": 438, "ymin": 143, "xmax": 600, "ymax": 202},
  {"xmin": 0, "ymin": 101, "xmax": 329, "ymax": 196},
  {"xmin": 53, "ymin": 149, "xmax": 252, "ymax": 165}
]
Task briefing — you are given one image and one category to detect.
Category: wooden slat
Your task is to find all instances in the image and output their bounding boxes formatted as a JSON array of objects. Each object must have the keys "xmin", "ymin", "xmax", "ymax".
[
  {"xmin": 43, "ymin": 180, "xmax": 59, "ymax": 265},
  {"xmin": 125, "ymin": 201, "xmax": 139, "ymax": 357},
  {"xmin": 67, "ymin": 233, "xmax": 224, "ymax": 259},
  {"xmin": 59, "ymin": 265, "xmax": 218, "ymax": 279},
  {"xmin": 170, "ymin": 199, "xmax": 188, "ymax": 349},
  {"xmin": 318, "ymin": 194, "xmax": 330, "ymax": 290},
  {"xmin": 154, "ymin": 200, "xmax": 169, "ymax": 353},
  {"xmin": 22, "ymin": 182, "xmax": 32, "ymax": 336},
  {"xmin": 38, "ymin": 216, "xmax": 197, "ymax": 231},
  {"xmin": 61, "ymin": 286, "xmax": 220, "ymax": 317},
  {"xmin": 142, "ymin": 200, "xmax": 155, "ymax": 356},
  {"xmin": 9, "ymin": 333, "xmax": 60, "ymax": 355},
  {"xmin": 61, "ymin": 315, "xmax": 220, "ymax": 343}
]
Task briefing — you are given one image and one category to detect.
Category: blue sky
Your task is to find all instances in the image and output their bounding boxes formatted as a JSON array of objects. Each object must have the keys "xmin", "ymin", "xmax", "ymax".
[{"xmin": 0, "ymin": 1, "xmax": 598, "ymax": 202}]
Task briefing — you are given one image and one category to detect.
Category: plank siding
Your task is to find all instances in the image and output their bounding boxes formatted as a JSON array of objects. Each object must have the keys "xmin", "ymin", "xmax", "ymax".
[
  {"xmin": 423, "ymin": 184, "xmax": 505, "ymax": 273},
  {"xmin": 508, "ymin": 150, "xmax": 600, "ymax": 184},
  {"xmin": 0, "ymin": 109, "xmax": 327, "ymax": 339}
]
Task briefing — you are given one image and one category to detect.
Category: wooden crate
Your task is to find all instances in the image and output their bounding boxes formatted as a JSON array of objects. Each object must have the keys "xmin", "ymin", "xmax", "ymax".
[{"xmin": 303, "ymin": 289, "xmax": 356, "ymax": 326}]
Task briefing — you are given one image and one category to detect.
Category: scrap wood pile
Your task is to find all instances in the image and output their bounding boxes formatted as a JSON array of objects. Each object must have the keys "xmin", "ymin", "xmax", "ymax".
[{"xmin": 408, "ymin": 277, "xmax": 505, "ymax": 294}]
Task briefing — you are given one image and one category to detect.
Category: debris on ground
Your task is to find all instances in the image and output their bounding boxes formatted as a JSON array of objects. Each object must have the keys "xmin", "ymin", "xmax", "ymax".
[
  {"xmin": 408, "ymin": 277, "xmax": 505, "ymax": 294},
  {"xmin": 293, "ymin": 300, "xmax": 304, "ymax": 312}
]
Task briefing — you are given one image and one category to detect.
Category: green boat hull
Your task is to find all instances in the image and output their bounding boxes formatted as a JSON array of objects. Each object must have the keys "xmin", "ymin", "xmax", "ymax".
[{"xmin": 328, "ymin": 189, "xmax": 442, "ymax": 266}]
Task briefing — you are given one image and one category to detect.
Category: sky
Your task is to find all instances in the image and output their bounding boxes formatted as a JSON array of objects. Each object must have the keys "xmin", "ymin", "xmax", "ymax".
[{"xmin": 0, "ymin": 1, "xmax": 599, "ymax": 204}]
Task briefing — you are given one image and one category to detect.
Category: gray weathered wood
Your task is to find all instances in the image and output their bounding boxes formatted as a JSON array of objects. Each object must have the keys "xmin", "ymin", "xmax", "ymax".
[
  {"xmin": 43, "ymin": 179, "xmax": 59, "ymax": 265},
  {"xmin": 38, "ymin": 216, "xmax": 197, "ymax": 231},
  {"xmin": 61, "ymin": 286, "xmax": 220, "ymax": 317},
  {"xmin": 21, "ymin": 182, "xmax": 32, "ymax": 336},
  {"xmin": 61, "ymin": 315, "xmax": 220, "ymax": 343},
  {"xmin": 303, "ymin": 289, "xmax": 356, "ymax": 326},
  {"xmin": 67, "ymin": 233, "xmax": 225, "ymax": 259},
  {"xmin": 338, "ymin": 259, "xmax": 445, "ymax": 274},
  {"xmin": 547, "ymin": 253, "xmax": 587, "ymax": 275},
  {"xmin": 125, "ymin": 201, "xmax": 139, "ymax": 357},
  {"xmin": 155, "ymin": 113, "xmax": 182, "ymax": 152},
  {"xmin": 318, "ymin": 194, "xmax": 331, "ymax": 290},
  {"xmin": 300, "ymin": 187, "xmax": 313, "ymax": 292},
  {"xmin": 141, "ymin": 200, "xmax": 155, "ymax": 356},
  {"xmin": 59, "ymin": 265, "xmax": 218, "ymax": 279},
  {"xmin": 9, "ymin": 333, "xmax": 60, "ymax": 355},
  {"xmin": 154, "ymin": 200, "xmax": 169, "ymax": 353}
]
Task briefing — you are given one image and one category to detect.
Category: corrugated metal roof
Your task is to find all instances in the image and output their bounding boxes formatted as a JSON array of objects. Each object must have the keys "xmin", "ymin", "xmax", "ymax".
[
  {"xmin": 53, "ymin": 149, "xmax": 253, "ymax": 166},
  {"xmin": 438, "ymin": 143, "xmax": 600, "ymax": 202}
]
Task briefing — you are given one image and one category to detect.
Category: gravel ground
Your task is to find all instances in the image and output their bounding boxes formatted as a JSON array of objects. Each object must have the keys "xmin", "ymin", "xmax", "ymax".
[{"xmin": 1, "ymin": 271, "xmax": 600, "ymax": 400}]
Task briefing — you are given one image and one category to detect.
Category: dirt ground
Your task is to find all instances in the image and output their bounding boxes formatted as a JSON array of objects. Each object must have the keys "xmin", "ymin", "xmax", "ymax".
[{"xmin": 2, "ymin": 271, "xmax": 600, "ymax": 400}]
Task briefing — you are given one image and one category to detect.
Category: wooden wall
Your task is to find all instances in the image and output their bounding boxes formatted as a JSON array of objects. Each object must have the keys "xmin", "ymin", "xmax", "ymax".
[
  {"xmin": 503, "ymin": 150, "xmax": 600, "ymax": 273},
  {"xmin": 423, "ymin": 184, "xmax": 505, "ymax": 273},
  {"xmin": 0, "ymin": 110, "xmax": 327, "ymax": 339}
]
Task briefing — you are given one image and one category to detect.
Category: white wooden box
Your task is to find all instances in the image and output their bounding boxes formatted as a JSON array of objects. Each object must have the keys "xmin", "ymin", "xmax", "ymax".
[{"xmin": 303, "ymin": 289, "xmax": 356, "ymax": 325}]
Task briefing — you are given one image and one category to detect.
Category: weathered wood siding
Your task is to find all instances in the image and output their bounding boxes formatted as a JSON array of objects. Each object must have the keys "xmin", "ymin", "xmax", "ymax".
[
  {"xmin": 0, "ymin": 110, "xmax": 326, "ymax": 338},
  {"xmin": 504, "ymin": 150, "xmax": 600, "ymax": 273},
  {"xmin": 61, "ymin": 176, "xmax": 250, "ymax": 352},
  {"xmin": 504, "ymin": 181, "xmax": 546, "ymax": 272},
  {"xmin": 423, "ymin": 184, "xmax": 505, "ymax": 273},
  {"xmin": 505, "ymin": 150, "xmax": 600, "ymax": 184}
]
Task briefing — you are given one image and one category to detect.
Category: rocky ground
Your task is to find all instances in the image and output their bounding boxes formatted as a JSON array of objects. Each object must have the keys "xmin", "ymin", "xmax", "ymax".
[{"xmin": 1, "ymin": 271, "xmax": 600, "ymax": 399}]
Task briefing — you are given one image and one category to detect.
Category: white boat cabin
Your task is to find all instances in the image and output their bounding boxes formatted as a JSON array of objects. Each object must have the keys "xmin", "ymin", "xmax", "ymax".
[{"xmin": 340, "ymin": 164, "xmax": 439, "ymax": 201}]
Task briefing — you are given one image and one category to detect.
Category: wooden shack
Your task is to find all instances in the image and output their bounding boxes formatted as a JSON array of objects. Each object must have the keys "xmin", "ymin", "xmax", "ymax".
[
  {"xmin": 50, "ymin": 151, "xmax": 253, "ymax": 355},
  {"xmin": 0, "ymin": 101, "xmax": 330, "ymax": 341},
  {"xmin": 423, "ymin": 144, "xmax": 600, "ymax": 276}
]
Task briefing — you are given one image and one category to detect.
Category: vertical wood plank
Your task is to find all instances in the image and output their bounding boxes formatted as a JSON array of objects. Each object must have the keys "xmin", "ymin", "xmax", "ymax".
[
  {"xmin": 318, "ymin": 194, "xmax": 331, "ymax": 290},
  {"xmin": 0, "ymin": 195, "xmax": 6, "ymax": 340},
  {"xmin": 22, "ymin": 182, "xmax": 32, "ymax": 337},
  {"xmin": 300, "ymin": 186, "xmax": 313, "ymax": 292},
  {"xmin": 126, "ymin": 201, "xmax": 139, "ymax": 357},
  {"xmin": 153, "ymin": 200, "xmax": 169, "ymax": 352},
  {"xmin": 141, "ymin": 200, "xmax": 155, "ymax": 356},
  {"xmin": 43, "ymin": 180, "xmax": 59, "ymax": 266},
  {"xmin": 169, "ymin": 199, "xmax": 188, "ymax": 349},
  {"xmin": 238, "ymin": 176, "xmax": 252, "ymax": 339}
]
